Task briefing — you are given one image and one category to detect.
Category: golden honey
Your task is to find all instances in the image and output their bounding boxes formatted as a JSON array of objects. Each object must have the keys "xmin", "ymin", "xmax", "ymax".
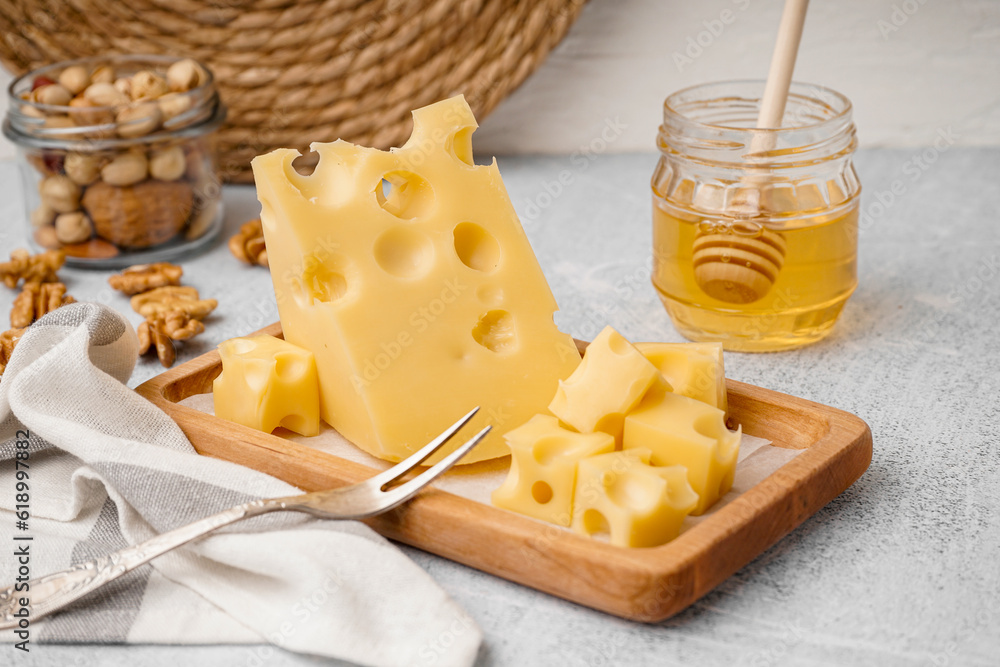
[
  {"xmin": 653, "ymin": 202, "xmax": 858, "ymax": 351},
  {"xmin": 651, "ymin": 81, "xmax": 860, "ymax": 351}
]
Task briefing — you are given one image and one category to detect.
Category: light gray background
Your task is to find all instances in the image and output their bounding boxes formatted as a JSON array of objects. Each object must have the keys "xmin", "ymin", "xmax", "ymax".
[{"xmin": 0, "ymin": 142, "xmax": 997, "ymax": 665}]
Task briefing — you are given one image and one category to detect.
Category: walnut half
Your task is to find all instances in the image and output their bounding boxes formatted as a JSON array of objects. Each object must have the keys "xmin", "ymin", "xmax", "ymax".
[
  {"xmin": 130, "ymin": 285, "xmax": 217, "ymax": 320},
  {"xmin": 0, "ymin": 327, "xmax": 26, "ymax": 376},
  {"xmin": 228, "ymin": 218, "xmax": 268, "ymax": 267},
  {"xmin": 109, "ymin": 262, "xmax": 183, "ymax": 296},
  {"xmin": 0, "ymin": 248, "xmax": 66, "ymax": 289},
  {"xmin": 137, "ymin": 312, "xmax": 205, "ymax": 368},
  {"xmin": 11, "ymin": 282, "xmax": 76, "ymax": 328}
]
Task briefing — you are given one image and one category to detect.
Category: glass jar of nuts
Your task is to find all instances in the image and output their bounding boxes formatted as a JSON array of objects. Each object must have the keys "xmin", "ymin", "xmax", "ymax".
[{"xmin": 3, "ymin": 54, "xmax": 226, "ymax": 268}]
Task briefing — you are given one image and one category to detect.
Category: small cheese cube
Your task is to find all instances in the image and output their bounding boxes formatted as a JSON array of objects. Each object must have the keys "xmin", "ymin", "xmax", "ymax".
[
  {"xmin": 492, "ymin": 415, "xmax": 615, "ymax": 526},
  {"xmin": 213, "ymin": 335, "xmax": 320, "ymax": 437},
  {"xmin": 624, "ymin": 391, "xmax": 740, "ymax": 515},
  {"xmin": 549, "ymin": 326, "xmax": 661, "ymax": 444},
  {"xmin": 572, "ymin": 449, "xmax": 698, "ymax": 548},
  {"xmin": 635, "ymin": 342, "xmax": 727, "ymax": 414}
]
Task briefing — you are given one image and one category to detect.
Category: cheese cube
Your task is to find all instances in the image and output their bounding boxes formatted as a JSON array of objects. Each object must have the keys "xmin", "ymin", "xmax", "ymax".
[
  {"xmin": 213, "ymin": 335, "xmax": 320, "ymax": 437},
  {"xmin": 572, "ymin": 449, "xmax": 698, "ymax": 548},
  {"xmin": 251, "ymin": 95, "xmax": 581, "ymax": 463},
  {"xmin": 635, "ymin": 342, "xmax": 727, "ymax": 414},
  {"xmin": 492, "ymin": 415, "xmax": 615, "ymax": 526},
  {"xmin": 623, "ymin": 391, "xmax": 740, "ymax": 515},
  {"xmin": 548, "ymin": 326, "xmax": 660, "ymax": 444}
]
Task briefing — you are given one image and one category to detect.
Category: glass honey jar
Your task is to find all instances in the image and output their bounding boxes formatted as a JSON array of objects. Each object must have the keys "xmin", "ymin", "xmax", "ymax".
[{"xmin": 652, "ymin": 80, "xmax": 860, "ymax": 351}]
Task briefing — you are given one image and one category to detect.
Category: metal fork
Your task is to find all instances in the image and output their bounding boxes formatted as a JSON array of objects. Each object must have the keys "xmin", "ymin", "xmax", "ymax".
[{"xmin": 0, "ymin": 407, "xmax": 490, "ymax": 629}]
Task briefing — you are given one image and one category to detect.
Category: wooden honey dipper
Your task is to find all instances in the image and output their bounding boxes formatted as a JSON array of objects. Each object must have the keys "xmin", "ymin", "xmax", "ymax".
[{"xmin": 693, "ymin": 0, "xmax": 808, "ymax": 304}]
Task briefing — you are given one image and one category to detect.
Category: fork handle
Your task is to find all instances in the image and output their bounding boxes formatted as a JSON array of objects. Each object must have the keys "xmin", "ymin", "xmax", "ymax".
[{"xmin": 0, "ymin": 499, "xmax": 279, "ymax": 630}]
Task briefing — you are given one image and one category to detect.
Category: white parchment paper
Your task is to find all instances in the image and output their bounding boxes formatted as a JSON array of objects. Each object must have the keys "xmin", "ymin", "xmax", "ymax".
[{"xmin": 180, "ymin": 393, "xmax": 804, "ymax": 532}]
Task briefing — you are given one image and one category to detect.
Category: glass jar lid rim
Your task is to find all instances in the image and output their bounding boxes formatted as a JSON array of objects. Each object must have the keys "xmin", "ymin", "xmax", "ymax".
[
  {"xmin": 7, "ymin": 53, "xmax": 216, "ymax": 112},
  {"xmin": 662, "ymin": 79, "xmax": 853, "ymax": 133},
  {"xmin": 4, "ymin": 54, "xmax": 224, "ymax": 149}
]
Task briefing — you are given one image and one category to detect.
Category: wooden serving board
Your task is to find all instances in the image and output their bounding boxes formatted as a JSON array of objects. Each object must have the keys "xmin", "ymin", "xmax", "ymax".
[{"xmin": 136, "ymin": 322, "xmax": 872, "ymax": 623}]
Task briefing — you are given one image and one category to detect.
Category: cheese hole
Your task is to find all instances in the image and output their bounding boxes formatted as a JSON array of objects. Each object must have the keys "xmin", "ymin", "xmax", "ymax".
[
  {"xmin": 291, "ymin": 150, "xmax": 318, "ymax": 176},
  {"xmin": 532, "ymin": 436, "xmax": 566, "ymax": 466},
  {"xmin": 279, "ymin": 414, "xmax": 308, "ymax": 434},
  {"xmin": 244, "ymin": 360, "xmax": 270, "ymax": 393},
  {"xmin": 273, "ymin": 353, "xmax": 308, "ymax": 382},
  {"xmin": 582, "ymin": 509, "xmax": 611, "ymax": 541},
  {"xmin": 454, "ymin": 222, "xmax": 500, "ymax": 272},
  {"xmin": 531, "ymin": 481, "xmax": 553, "ymax": 505},
  {"xmin": 447, "ymin": 127, "xmax": 475, "ymax": 166},
  {"xmin": 607, "ymin": 331, "xmax": 631, "ymax": 356},
  {"xmin": 374, "ymin": 227, "xmax": 434, "ymax": 279},
  {"xmin": 296, "ymin": 253, "xmax": 351, "ymax": 305},
  {"xmin": 374, "ymin": 171, "xmax": 434, "ymax": 219},
  {"xmin": 228, "ymin": 338, "xmax": 257, "ymax": 355},
  {"xmin": 607, "ymin": 474, "xmax": 660, "ymax": 511},
  {"xmin": 472, "ymin": 309, "xmax": 516, "ymax": 353}
]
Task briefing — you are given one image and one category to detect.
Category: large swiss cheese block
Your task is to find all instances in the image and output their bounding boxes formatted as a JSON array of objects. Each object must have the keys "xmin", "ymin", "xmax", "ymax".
[{"xmin": 251, "ymin": 95, "xmax": 581, "ymax": 463}]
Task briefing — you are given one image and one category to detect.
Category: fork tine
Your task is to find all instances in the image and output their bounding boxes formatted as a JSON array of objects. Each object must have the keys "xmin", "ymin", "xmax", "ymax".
[
  {"xmin": 372, "ymin": 425, "xmax": 492, "ymax": 514},
  {"xmin": 367, "ymin": 406, "xmax": 481, "ymax": 489}
]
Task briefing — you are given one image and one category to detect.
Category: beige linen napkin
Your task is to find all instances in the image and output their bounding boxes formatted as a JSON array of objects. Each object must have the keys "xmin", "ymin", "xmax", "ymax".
[{"xmin": 0, "ymin": 302, "xmax": 481, "ymax": 667}]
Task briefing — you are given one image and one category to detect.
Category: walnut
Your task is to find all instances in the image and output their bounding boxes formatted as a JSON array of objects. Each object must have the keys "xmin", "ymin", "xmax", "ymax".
[
  {"xmin": 137, "ymin": 311, "xmax": 205, "ymax": 367},
  {"xmin": 229, "ymin": 218, "xmax": 268, "ymax": 267},
  {"xmin": 108, "ymin": 262, "xmax": 183, "ymax": 296},
  {"xmin": 131, "ymin": 285, "xmax": 217, "ymax": 320},
  {"xmin": 0, "ymin": 248, "xmax": 66, "ymax": 289},
  {"xmin": 158, "ymin": 310, "xmax": 205, "ymax": 340},
  {"xmin": 11, "ymin": 282, "xmax": 76, "ymax": 328},
  {"xmin": 82, "ymin": 180, "xmax": 193, "ymax": 248},
  {"xmin": 0, "ymin": 328, "xmax": 26, "ymax": 376},
  {"xmin": 137, "ymin": 319, "xmax": 175, "ymax": 368}
]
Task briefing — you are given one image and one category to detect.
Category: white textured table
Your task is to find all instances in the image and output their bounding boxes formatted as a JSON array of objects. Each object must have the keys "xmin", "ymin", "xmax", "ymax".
[{"xmin": 1, "ymin": 148, "xmax": 998, "ymax": 666}]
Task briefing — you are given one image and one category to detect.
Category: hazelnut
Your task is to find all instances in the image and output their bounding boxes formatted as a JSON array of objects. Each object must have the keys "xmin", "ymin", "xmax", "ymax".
[
  {"xmin": 19, "ymin": 104, "xmax": 45, "ymax": 120},
  {"xmin": 149, "ymin": 146, "xmax": 186, "ymax": 181},
  {"xmin": 116, "ymin": 103, "xmax": 162, "ymax": 138},
  {"xmin": 68, "ymin": 96, "xmax": 115, "ymax": 126},
  {"xmin": 42, "ymin": 115, "xmax": 76, "ymax": 130},
  {"xmin": 131, "ymin": 70, "xmax": 170, "ymax": 101},
  {"xmin": 58, "ymin": 65, "xmax": 91, "ymax": 95},
  {"xmin": 83, "ymin": 82, "xmax": 129, "ymax": 107},
  {"xmin": 33, "ymin": 225, "xmax": 61, "ymax": 250},
  {"xmin": 100, "ymin": 151, "xmax": 148, "ymax": 186},
  {"xmin": 114, "ymin": 77, "xmax": 132, "ymax": 98},
  {"xmin": 64, "ymin": 152, "xmax": 103, "ymax": 185},
  {"xmin": 166, "ymin": 59, "xmax": 208, "ymax": 92},
  {"xmin": 186, "ymin": 200, "xmax": 219, "ymax": 240},
  {"xmin": 30, "ymin": 203, "xmax": 56, "ymax": 228},
  {"xmin": 39, "ymin": 175, "xmax": 81, "ymax": 213},
  {"xmin": 33, "ymin": 83, "xmax": 72, "ymax": 106},
  {"xmin": 91, "ymin": 65, "xmax": 115, "ymax": 84},
  {"xmin": 158, "ymin": 93, "xmax": 193, "ymax": 122},
  {"xmin": 55, "ymin": 211, "xmax": 94, "ymax": 244}
]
